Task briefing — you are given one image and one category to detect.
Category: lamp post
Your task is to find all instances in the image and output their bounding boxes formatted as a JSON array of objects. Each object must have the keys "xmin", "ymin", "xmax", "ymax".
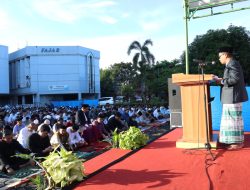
[{"xmin": 184, "ymin": 0, "xmax": 190, "ymax": 74}]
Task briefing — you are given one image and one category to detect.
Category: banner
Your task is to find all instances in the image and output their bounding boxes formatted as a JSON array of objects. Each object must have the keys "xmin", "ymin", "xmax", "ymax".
[{"xmin": 188, "ymin": 0, "xmax": 247, "ymax": 11}]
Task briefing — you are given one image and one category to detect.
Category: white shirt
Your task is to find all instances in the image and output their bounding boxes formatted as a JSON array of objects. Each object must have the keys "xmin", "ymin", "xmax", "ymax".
[
  {"xmin": 17, "ymin": 127, "xmax": 35, "ymax": 149},
  {"xmin": 66, "ymin": 127, "xmax": 85, "ymax": 145}
]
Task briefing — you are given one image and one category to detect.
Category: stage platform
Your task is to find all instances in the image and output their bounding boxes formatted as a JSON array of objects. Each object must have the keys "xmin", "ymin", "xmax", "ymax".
[{"xmin": 73, "ymin": 128, "xmax": 250, "ymax": 190}]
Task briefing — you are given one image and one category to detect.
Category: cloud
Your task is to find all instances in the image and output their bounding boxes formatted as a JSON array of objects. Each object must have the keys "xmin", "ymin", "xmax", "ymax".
[
  {"xmin": 0, "ymin": 9, "xmax": 12, "ymax": 31},
  {"xmin": 137, "ymin": 8, "xmax": 178, "ymax": 32},
  {"xmin": 31, "ymin": 0, "xmax": 118, "ymax": 24},
  {"xmin": 98, "ymin": 15, "xmax": 118, "ymax": 24},
  {"xmin": 140, "ymin": 21, "xmax": 165, "ymax": 32},
  {"xmin": 79, "ymin": 1, "xmax": 116, "ymax": 8},
  {"xmin": 151, "ymin": 35, "xmax": 185, "ymax": 62}
]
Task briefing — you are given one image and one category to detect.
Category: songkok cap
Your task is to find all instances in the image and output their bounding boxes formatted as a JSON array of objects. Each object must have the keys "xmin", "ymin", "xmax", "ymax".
[
  {"xmin": 2, "ymin": 129, "xmax": 13, "ymax": 137},
  {"xmin": 114, "ymin": 111, "xmax": 122, "ymax": 118},
  {"xmin": 81, "ymin": 104, "xmax": 89, "ymax": 109},
  {"xmin": 59, "ymin": 124, "xmax": 67, "ymax": 130},
  {"xmin": 57, "ymin": 117, "xmax": 64, "ymax": 122},
  {"xmin": 3, "ymin": 125, "xmax": 12, "ymax": 131},
  {"xmin": 16, "ymin": 116, "xmax": 23, "ymax": 121},
  {"xmin": 39, "ymin": 124, "xmax": 51, "ymax": 133},
  {"xmin": 72, "ymin": 125, "xmax": 79, "ymax": 131},
  {"xmin": 218, "ymin": 46, "xmax": 233, "ymax": 54},
  {"xmin": 98, "ymin": 112, "xmax": 106, "ymax": 119}
]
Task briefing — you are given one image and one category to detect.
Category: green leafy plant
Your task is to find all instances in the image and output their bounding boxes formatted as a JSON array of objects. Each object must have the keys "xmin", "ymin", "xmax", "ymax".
[
  {"xmin": 42, "ymin": 148, "xmax": 85, "ymax": 188},
  {"xmin": 30, "ymin": 174, "xmax": 46, "ymax": 190},
  {"xmin": 112, "ymin": 126, "xmax": 149, "ymax": 150},
  {"xmin": 16, "ymin": 148, "xmax": 85, "ymax": 189}
]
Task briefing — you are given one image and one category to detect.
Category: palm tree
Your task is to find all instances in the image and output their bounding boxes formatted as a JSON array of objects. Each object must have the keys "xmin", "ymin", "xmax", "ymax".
[
  {"xmin": 127, "ymin": 39, "xmax": 155, "ymax": 74},
  {"xmin": 127, "ymin": 39, "xmax": 155, "ymax": 100}
]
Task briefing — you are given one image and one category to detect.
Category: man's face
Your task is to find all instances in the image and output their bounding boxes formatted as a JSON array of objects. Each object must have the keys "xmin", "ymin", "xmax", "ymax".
[
  {"xmin": 58, "ymin": 120, "xmax": 63, "ymax": 124},
  {"xmin": 28, "ymin": 123, "xmax": 36, "ymax": 131},
  {"xmin": 115, "ymin": 116, "xmax": 121, "ymax": 121},
  {"xmin": 17, "ymin": 120, "xmax": 22, "ymax": 125},
  {"xmin": 59, "ymin": 128, "xmax": 67, "ymax": 135},
  {"xmin": 82, "ymin": 106, "xmax": 89, "ymax": 112},
  {"xmin": 97, "ymin": 117, "xmax": 104, "ymax": 123},
  {"xmin": 218, "ymin": 53, "xmax": 227, "ymax": 64},
  {"xmin": 39, "ymin": 131, "xmax": 48, "ymax": 138},
  {"xmin": 3, "ymin": 134, "xmax": 13, "ymax": 143}
]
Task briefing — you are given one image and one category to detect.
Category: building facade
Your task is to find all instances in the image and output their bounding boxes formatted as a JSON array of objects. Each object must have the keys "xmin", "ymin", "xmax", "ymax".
[
  {"xmin": 0, "ymin": 45, "xmax": 9, "ymax": 105},
  {"xmin": 8, "ymin": 46, "xmax": 100, "ymax": 106}
]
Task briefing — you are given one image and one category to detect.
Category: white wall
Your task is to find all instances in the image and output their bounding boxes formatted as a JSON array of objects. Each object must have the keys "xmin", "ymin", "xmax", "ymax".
[{"xmin": 0, "ymin": 45, "xmax": 9, "ymax": 94}]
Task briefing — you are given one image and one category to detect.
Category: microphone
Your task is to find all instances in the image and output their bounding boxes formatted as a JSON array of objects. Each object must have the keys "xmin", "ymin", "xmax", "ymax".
[{"xmin": 193, "ymin": 59, "xmax": 215, "ymax": 65}]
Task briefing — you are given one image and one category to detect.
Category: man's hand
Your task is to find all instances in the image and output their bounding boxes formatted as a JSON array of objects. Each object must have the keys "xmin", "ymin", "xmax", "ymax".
[
  {"xmin": 7, "ymin": 167, "xmax": 14, "ymax": 174},
  {"xmin": 43, "ymin": 146, "xmax": 53, "ymax": 153},
  {"xmin": 212, "ymin": 75, "xmax": 222, "ymax": 84}
]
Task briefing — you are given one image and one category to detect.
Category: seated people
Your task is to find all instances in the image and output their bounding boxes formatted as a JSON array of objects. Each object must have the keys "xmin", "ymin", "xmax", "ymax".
[
  {"xmin": 153, "ymin": 108, "xmax": 160, "ymax": 119},
  {"xmin": 50, "ymin": 124, "xmax": 71, "ymax": 150},
  {"xmin": 135, "ymin": 111, "xmax": 165, "ymax": 130},
  {"xmin": 12, "ymin": 117, "xmax": 25, "ymax": 139},
  {"xmin": 91, "ymin": 112, "xmax": 110, "ymax": 141},
  {"xmin": 75, "ymin": 104, "xmax": 91, "ymax": 127},
  {"xmin": 17, "ymin": 122, "xmax": 37, "ymax": 149},
  {"xmin": 81, "ymin": 124, "xmax": 95, "ymax": 144},
  {"xmin": 135, "ymin": 111, "xmax": 149, "ymax": 128},
  {"xmin": 66, "ymin": 125, "xmax": 87, "ymax": 150},
  {"xmin": 0, "ymin": 123, "xmax": 3, "ymax": 141},
  {"xmin": 28, "ymin": 124, "xmax": 53, "ymax": 157},
  {"xmin": 38, "ymin": 119, "xmax": 53, "ymax": 137},
  {"xmin": 0, "ymin": 129, "xmax": 33, "ymax": 174},
  {"xmin": 127, "ymin": 114, "xmax": 138, "ymax": 128},
  {"xmin": 52, "ymin": 117, "xmax": 64, "ymax": 133},
  {"xmin": 107, "ymin": 111, "xmax": 127, "ymax": 133}
]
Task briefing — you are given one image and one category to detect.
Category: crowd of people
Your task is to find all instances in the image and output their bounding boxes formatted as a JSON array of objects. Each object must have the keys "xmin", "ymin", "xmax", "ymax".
[{"xmin": 0, "ymin": 103, "xmax": 170, "ymax": 174}]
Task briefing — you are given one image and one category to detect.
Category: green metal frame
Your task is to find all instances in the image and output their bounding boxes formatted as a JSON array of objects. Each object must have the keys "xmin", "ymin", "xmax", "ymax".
[{"xmin": 183, "ymin": 0, "xmax": 250, "ymax": 74}]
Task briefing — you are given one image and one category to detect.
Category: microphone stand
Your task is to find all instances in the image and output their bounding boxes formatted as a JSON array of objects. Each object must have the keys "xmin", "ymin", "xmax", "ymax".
[{"xmin": 199, "ymin": 62, "xmax": 215, "ymax": 161}]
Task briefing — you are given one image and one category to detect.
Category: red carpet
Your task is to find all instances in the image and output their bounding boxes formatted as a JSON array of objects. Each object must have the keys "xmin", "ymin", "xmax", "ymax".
[
  {"xmin": 74, "ymin": 128, "xmax": 250, "ymax": 190},
  {"xmin": 84, "ymin": 148, "xmax": 131, "ymax": 175}
]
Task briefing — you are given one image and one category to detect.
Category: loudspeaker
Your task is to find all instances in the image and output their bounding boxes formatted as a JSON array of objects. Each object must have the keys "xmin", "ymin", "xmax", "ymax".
[{"xmin": 168, "ymin": 78, "xmax": 182, "ymax": 128}]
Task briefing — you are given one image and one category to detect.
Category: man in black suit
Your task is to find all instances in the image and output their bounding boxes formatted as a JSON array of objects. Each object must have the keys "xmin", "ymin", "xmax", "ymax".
[
  {"xmin": 75, "ymin": 104, "xmax": 92, "ymax": 140},
  {"xmin": 75, "ymin": 104, "xmax": 91, "ymax": 126},
  {"xmin": 213, "ymin": 46, "xmax": 248, "ymax": 150}
]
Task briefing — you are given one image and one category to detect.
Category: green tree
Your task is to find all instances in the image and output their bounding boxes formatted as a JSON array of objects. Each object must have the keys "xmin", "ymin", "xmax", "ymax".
[
  {"xmin": 144, "ymin": 60, "xmax": 183, "ymax": 104},
  {"xmin": 109, "ymin": 62, "xmax": 136, "ymax": 98},
  {"xmin": 100, "ymin": 69, "xmax": 115, "ymax": 97},
  {"xmin": 100, "ymin": 62, "xmax": 137, "ymax": 99},
  {"xmin": 127, "ymin": 39, "xmax": 155, "ymax": 99},
  {"xmin": 181, "ymin": 25, "xmax": 250, "ymax": 84}
]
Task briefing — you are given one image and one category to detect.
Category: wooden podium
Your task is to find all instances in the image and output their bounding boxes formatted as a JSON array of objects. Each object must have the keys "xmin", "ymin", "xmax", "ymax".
[{"xmin": 172, "ymin": 73, "xmax": 217, "ymax": 149}]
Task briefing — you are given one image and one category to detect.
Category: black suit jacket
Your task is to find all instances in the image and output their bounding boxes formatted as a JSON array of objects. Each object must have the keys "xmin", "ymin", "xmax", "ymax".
[
  {"xmin": 76, "ymin": 110, "xmax": 91, "ymax": 126},
  {"xmin": 221, "ymin": 59, "xmax": 248, "ymax": 104}
]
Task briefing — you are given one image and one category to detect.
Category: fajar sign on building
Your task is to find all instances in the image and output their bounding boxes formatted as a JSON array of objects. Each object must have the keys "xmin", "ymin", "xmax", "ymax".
[
  {"xmin": 48, "ymin": 85, "xmax": 68, "ymax": 91},
  {"xmin": 41, "ymin": 48, "xmax": 60, "ymax": 53},
  {"xmin": 188, "ymin": 0, "xmax": 247, "ymax": 11}
]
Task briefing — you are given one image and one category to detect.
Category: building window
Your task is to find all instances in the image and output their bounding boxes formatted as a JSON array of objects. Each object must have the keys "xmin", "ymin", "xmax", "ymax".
[
  {"xmin": 25, "ymin": 95, "xmax": 33, "ymax": 104},
  {"xmin": 87, "ymin": 53, "xmax": 95, "ymax": 93}
]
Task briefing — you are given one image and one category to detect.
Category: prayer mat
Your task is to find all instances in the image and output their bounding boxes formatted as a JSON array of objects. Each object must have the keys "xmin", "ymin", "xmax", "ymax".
[{"xmin": 0, "ymin": 166, "xmax": 42, "ymax": 190}]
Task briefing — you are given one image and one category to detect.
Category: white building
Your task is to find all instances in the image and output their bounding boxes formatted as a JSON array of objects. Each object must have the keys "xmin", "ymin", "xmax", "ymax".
[
  {"xmin": 8, "ymin": 46, "xmax": 100, "ymax": 105},
  {"xmin": 0, "ymin": 45, "xmax": 9, "ymax": 105},
  {"xmin": 0, "ymin": 45, "xmax": 9, "ymax": 93}
]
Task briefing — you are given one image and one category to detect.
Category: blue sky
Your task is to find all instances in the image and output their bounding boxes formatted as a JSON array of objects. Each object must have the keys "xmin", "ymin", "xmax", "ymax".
[{"xmin": 1, "ymin": 0, "xmax": 250, "ymax": 68}]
